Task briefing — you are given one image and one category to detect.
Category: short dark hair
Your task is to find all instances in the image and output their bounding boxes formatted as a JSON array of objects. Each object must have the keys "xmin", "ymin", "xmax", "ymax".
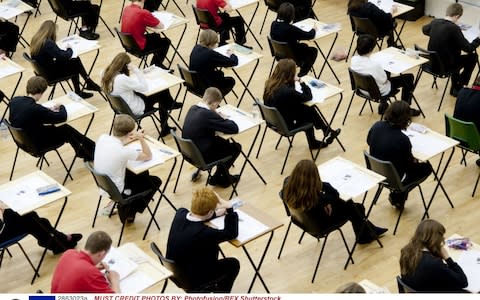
[
  {"xmin": 203, "ymin": 87, "xmax": 223, "ymax": 105},
  {"xmin": 276, "ymin": 2, "xmax": 295, "ymax": 23},
  {"xmin": 26, "ymin": 76, "xmax": 48, "ymax": 95},
  {"xmin": 384, "ymin": 100, "xmax": 411, "ymax": 129},
  {"xmin": 446, "ymin": 3, "xmax": 463, "ymax": 17},
  {"xmin": 112, "ymin": 114, "xmax": 136, "ymax": 137},
  {"xmin": 85, "ymin": 231, "xmax": 112, "ymax": 254},
  {"xmin": 356, "ymin": 34, "xmax": 376, "ymax": 55}
]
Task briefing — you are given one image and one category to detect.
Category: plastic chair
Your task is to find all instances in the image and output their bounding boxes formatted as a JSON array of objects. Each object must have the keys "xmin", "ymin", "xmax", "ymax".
[
  {"xmin": 47, "ymin": 0, "xmax": 85, "ymax": 36},
  {"xmin": 170, "ymin": 129, "xmax": 237, "ymax": 194},
  {"xmin": 115, "ymin": 28, "xmax": 158, "ymax": 69},
  {"xmin": 397, "ymin": 276, "xmax": 417, "ymax": 293},
  {"xmin": 192, "ymin": 5, "xmax": 222, "ymax": 44},
  {"xmin": 349, "ymin": 16, "xmax": 386, "ymax": 54},
  {"xmin": 277, "ymin": 194, "xmax": 352, "ymax": 283},
  {"xmin": 259, "ymin": 0, "xmax": 283, "ymax": 34},
  {"xmin": 0, "ymin": 234, "xmax": 37, "ymax": 278},
  {"xmin": 5, "ymin": 120, "xmax": 72, "ymax": 181},
  {"xmin": 414, "ymin": 44, "xmax": 453, "ymax": 112},
  {"xmin": 343, "ymin": 67, "xmax": 400, "ymax": 125},
  {"xmin": 364, "ymin": 151, "xmax": 429, "ymax": 235},
  {"xmin": 84, "ymin": 161, "xmax": 160, "ymax": 246},
  {"xmin": 445, "ymin": 113, "xmax": 480, "ymax": 196},
  {"xmin": 255, "ymin": 99, "xmax": 316, "ymax": 174},
  {"xmin": 267, "ymin": 36, "xmax": 317, "ymax": 77},
  {"xmin": 176, "ymin": 64, "xmax": 209, "ymax": 120}
]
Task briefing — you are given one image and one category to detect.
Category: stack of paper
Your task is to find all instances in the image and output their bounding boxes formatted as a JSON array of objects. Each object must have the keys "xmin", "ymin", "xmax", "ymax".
[{"xmin": 210, "ymin": 209, "xmax": 269, "ymax": 243}]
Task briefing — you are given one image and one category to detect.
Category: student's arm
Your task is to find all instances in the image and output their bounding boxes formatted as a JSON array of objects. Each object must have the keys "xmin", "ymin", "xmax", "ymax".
[
  {"xmin": 118, "ymin": 65, "xmax": 149, "ymax": 94},
  {"xmin": 135, "ymin": 130, "xmax": 152, "ymax": 161},
  {"xmin": 209, "ymin": 49, "xmax": 239, "ymax": 67},
  {"xmin": 36, "ymin": 103, "xmax": 68, "ymax": 124},
  {"xmin": 290, "ymin": 24, "xmax": 316, "ymax": 41},
  {"xmin": 368, "ymin": 3, "xmax": 394, "ymax": 29},
  {"xmin": 44, "ymin": 39, "xmax": 73, "ymax": 61},
  {"xmin": 217, "ymin": 0, "xmax": 231, "ymax": 12},
  {"xmin": 453, "ymin": 26, "xmax": 480, "ymax": 53},
  {"xmin": 433, "ymin": 247, "xmax": 468, "ymax": 290},
  {"xmin": 208, "ymin": 111, "xmax": 239, "ymax": 134},
  {"xmin": 145, "ymin": 10, "xmax": 162, "ymax": 29}
]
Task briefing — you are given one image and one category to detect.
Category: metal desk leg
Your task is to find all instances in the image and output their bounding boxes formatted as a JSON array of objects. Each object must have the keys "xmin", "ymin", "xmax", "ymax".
[
  {"xmin": 234, "ymin": 59, "xmax": 259, "ymax": 107},
  {"xmin": 235, "ymin": 4, "xmax": 263, "ymax": 50},
  {"xmin": 313, "ymin": 93, "xmax": 346, "ymax": 156},
  {"xmin": 244, "ymin": 231, "xmax": 274, "ymax": 293},
  {"xmin": 18, "ymin": 13, "xmax": 31, "ymax": 48},
  {"xmin": 162, "ymin": 24, "xmax": 188, "ymax": 68},
  {"xmin": 393, "ymin": 18, "xmax": 407, "ymax": 49},
  {"xmin": 314, "ymin": 33, "xmax": 340, "ymax": 84}
]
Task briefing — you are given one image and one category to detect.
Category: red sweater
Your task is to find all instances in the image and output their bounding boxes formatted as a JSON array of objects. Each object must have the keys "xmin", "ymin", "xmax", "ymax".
[
  {"xmin": 121, "ymin": 4, "xmax": 160, "ymax": 49},
  {"xmin": 196, "ymin": 0, "xmax": 226, "ymax": 27}
]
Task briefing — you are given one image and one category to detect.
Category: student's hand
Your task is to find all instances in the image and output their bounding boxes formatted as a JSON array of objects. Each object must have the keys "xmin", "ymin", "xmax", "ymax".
[
  {"xmin": 294, "ymin": 75, "xmax": 300, "ymax": 82},
  {"xmin": 133, "ymin": 129, "xmax": 146, "ymax": 140},
  {"xmin": 106, "ymin": 270, "xmax": 120, "ymax": 283},
  {"xmin": 218, "ymin": 111, "xmax": 228, "ymax": 119},
  {"xmin": 96, "ymin": 261, "xmax": 108, "ymax": 271},
  {"xmin": 391, "ymin": 4, "xmax": 398, "ymax": 14},
  {"xmin": 323, "ymin": 204, "xmax": 332, "ymax": 216},
  {"xmin": 50, "ymin": 104, "xmax": 62, "ymax": 112},
  {"xmin": 215, "ymin": 198, "xmax": 232, "ymax": 216},
  {"xmin": 226, "ymin": 48, "xmax": 233, "ymax": 56},
  {"xmin": 440, "ymin": 246, "xmax": 450, "ymax": 261},
  {"xmin": 0, "ymin": 200, "xmax": 8, "ymax": 211},
  {"xmin": 0, "ymin": 53, "xmax": 6, "ymax": 60}
]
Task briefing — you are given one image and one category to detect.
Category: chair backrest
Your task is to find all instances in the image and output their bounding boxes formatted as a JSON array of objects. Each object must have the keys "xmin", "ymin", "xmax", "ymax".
[
  {"xmin": 350, "ymin": 15, "xmax": 379, "ymax": 37},
  {"xmin": 191, "ymin": 5, "xmax": 218, "ymax": 30},
  {"xmin": 255, "ymin": 99, "xmax": 291, "ymax": 136},
  {"xmin": 0, "ymin": 233, "xmax": 29, "ymax": 250},
  {"xmin": 445, "ymin": 113, "xmax": 480, "ymax": 151},
  {"xmin": 267, "ymin": 36, "xmax": 296, "ymax": 61},
  {"xmin": 414, "ymin": 44, "xmax": 449, "ymax": 76},
  {"xmin": 177, "ymin": 64, "xmax": 207, "ymax": 97},
  {"xmin": 47, "ymin": 0, "xmax": 69, "ymax": 20},
  {"xmin": 348, "ymin": 67, "xmax": 383, "ymax": 100},
  {"xmin": 23, "ymin": 52, "xmax": 47, "ymax": 79},
  {"xmin": 171, "ymin": 129, "xmax": 209, "ymax": 170},
  {"xmin": 364, "ymin": 150, "xmax": 404, "ymax": 190},
  {"xmin": 396, "ymin": 276, "xmax": 417, "ymax": 293},
  {"xmin": 115, "ymin": 27, "xmax": 142, "ymax": 54},
  {"xmin": 264, "ymin": 0, "xmax": 283, "ymax": 11},
  {"xmin": 4, "ymin": 120, "xmax": 41, "ymax": 156},
  {"xmin": 106, "ymin": 94, "xmax": 136, "ymax": 118},
  {"xmin": 84, "ymin": 161, "xmax": 124, "ymax": 203}
]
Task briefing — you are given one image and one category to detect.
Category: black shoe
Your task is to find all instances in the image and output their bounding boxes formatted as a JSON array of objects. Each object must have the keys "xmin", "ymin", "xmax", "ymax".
[
  {"xmin": 410, "ymin": 108, "xmax": 421, "ymax": 117},
  {"xmin": 356, "ymin": 235, "xmax": 376, "ymax": 244},
  {"xmin": 79, "ymin": 30, "xmax": 99, "ymax": 40},
  {"xmin": 388, "ymin": 193, "xmax": 406, "ymax": 209},
  {"xmin": 171, "ymin": 102, "xmax": 183, "ymax": 110},
  {"xmin": 373, "ymin": 226, "xmax": 388, "ymax": 237},
  {"xmin": 85, "ymin": 79, "xmax": 101, "ymax": 92},
  {"xmin": 160, "ymin": 126, "xmax": 174, "ymax": 137},
  {"xmin": 450, "ymin": 87, "xmax": 460, "ymax": 97},
  {"xmin": 378, "ymin": 102, "xmax": 388, "ymax": 114},
  {"xmin": 228, "ymin": 174, "xmax": 240, "ymax": 185},
  {"xmin": 69, "ymin": 233, "xmax": 83, "ymax": 243},
  {"xmin": 309, "ymin": 140, "xmax": 328, "ymax": 150},
  {"xmin": 477, "ymin": 159, "xmax": 480, "ymax": 167},
  {"xmin": 325, "ymin": 128, "xmax": 341, "ymax": 145},
  {"xmin": 208, "ymin": 175, "xmax": 231, "ymax": 188},
  {"xmin": 77, "ymin": 91, "xmax": 93, "ymax": 99},
  {"xmin": 191, "ymin": 169, "xmax": 202, "ymax": 182}
]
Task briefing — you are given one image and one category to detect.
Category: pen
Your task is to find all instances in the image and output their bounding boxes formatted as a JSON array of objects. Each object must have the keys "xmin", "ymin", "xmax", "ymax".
[
  {"xmin": 159, "ymin": 148, "xmax": 173, "ymax": 155},
  {"xmin": 235, "ymin": 109, "xmax": 247, "ymax": 116}
]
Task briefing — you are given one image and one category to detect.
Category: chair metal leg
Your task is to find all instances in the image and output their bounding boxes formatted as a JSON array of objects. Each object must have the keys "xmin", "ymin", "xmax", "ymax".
[
  {"xmin": 117, "ymin": 220, "xmax": 127, "ymax": 247},
  {"xmin": 275, "ymin": 135, "xmax": 283, "ymax": 150},
  {"xmin": 277, "ymin": 220, "xmax": 292, "ymax": 259},
  {"xmin": 161, "ymin": 279, "xmax": 168, "ymax": 293},
  {"xmin": 92, "ymin": 196, "xmax": 102, "ymax": 228},
  {"xmin": 393, "ymin": 205, "xmax": 405, "ymax": 235},
  {"xmin": 255, "ymin": 126, "xmax": 268, "ymax": 159},
  {"xmin": 472, "ymin": 171, "xmax": 480, "ymax": 197},
  {"xmin": 176, "ymin": 88, "xmax": 188, "ymax": 121},
  {"xmin": 9, "ymin": 147, "xmax": 19, "ymax": 180},
  {"xmin": 268, "ymin": 59, "xmax": 275, "ymax": 77},
  {"xmin": 259, "ymin": 10, "xmax": 269, "ymax": 34},
  {"xmin": 280, "ymin": 137, "xmax": 294, "ymax": 174},
  {"xmin": 342, "ymin": 92, "xmax": 356, "ymax": 125},
  {"xmin": 345, "ymin": 33, "xmax": 355, "ymax": 63},
  {"xmin": 298, "ymin": 231, "xmax": 306, "ymax": 244},
  {"xmin": 312, "ymin": 235, "xmax": 328, "ymax": 283},
  {"xmin": 437, "ymin": 76, "xmax": 450, "ymax": 112},
  {"xmin": 173, "ymin": 158, "xmax": 185, "ymax": 193}
]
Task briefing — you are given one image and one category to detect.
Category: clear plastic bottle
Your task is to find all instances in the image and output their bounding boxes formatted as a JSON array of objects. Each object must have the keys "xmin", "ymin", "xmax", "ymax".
[
  {"xmin": 0, "ymin": 121, "xmax": 8, "ymax": 140},
  {"xmin": 252, "ymin": 102, "xmax": 260, "ymax": 119}
]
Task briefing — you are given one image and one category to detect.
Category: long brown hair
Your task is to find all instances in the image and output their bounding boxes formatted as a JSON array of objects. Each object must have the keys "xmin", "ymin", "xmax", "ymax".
[
  {"xmin": 102, "ymin": 52, "xmax": 131, "ymax": 93},
  {"xmin": 31, "ymin": 20, "xmax": 57, "ymax": 56},
  {"xmin": 284, "ymin": 160, "xmax": 323, "ymax": 211},
  {"xmin": 263, "ymin": 58, "xmax": 296, "ymax": 103},
  {"xmin": 400, "ymin": 219, "xmax": 446, "ymax": 276},
  {"xmin": 347, "ymin": 0, "xmax": 367, "ymax": 12}
]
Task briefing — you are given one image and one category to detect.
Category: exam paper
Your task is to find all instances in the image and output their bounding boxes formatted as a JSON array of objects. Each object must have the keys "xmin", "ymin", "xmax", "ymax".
[
  {"xmin": 0, "ymin": 176, "xmax": 51, "ymax": 213},
  {"xmin": 152, "ymin": 11, "xmax": 175, "ymax": 29},
  {"xmin": 42, "ymin": 101, "xmax": 85, "ymax": 117},
  {"xmin": 214, "ymin": 45, "xmax": 250, "ymax": 67},
  {"xmin": 457, "ymin": 250, "xmax": 480, "ymax": 293},
  {"xmin": 0, "ymin": 64, "xmax": 20, "ymax": 78},
  {"xmin": 125, "ymin": 143, "xmax": 171, "ymax": 170},
  {"xmin": 120, "ymin": 271, "xmax": 156, "ymax": 293},
  {"xmin": 0, "ymin": 4, "xmax": 22, "ymax": 19},
  {"xmin": 210, "ymin": 209, "xmax": 269, "ymax": 243},
  {"xmin": 103, "ymin": 247, "xmax": 138, "ymax": 280}
]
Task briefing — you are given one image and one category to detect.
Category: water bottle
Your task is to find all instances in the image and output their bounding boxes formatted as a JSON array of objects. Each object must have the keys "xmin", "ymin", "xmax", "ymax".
[
  {"xmin": 0, "ymin": 121, "xmax": 8, "ymax": 140},
  {"xmin": 252, "ymin": 102, "xmax": 260, "ymax": 119}
]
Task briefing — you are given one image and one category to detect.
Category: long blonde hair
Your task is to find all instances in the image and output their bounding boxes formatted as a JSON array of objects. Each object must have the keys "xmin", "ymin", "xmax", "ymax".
[
  {"xmin": 31, "ymin": 20, "xmax": 57, "ymax": 56},
  {"xmin": 102, "ymin": 53, "xmax": 131, "ymax": 93},
  {"xmin": 263, "ymin": 58, "xmax": 296, "ymax": 103},
  {"xmin": 284, "ymin": 160, "xmax": 323, "ymax": 211}
]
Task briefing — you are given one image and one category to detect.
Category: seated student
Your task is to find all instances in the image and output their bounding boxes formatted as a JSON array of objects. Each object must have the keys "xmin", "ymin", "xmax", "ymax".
[
  {"xmin": 143, "ymin": 0, "xmax": 161, "ymax": 11},
  {"xmin": 61, "ymin": 0, "xmax": 100, "ymax": 40},
  {"xmin": 9, "ymin": 76, "xmax": 95, "ymax": 161},
  {"xmin": 190, "ymin": 29, "xmax": 238, "ymax": 97},
  {"xmin": 182, "ymin": 87, "xmax": 241, "ymax": 188},
  {"xmin": 347, "ymin": 0, "xmax": 397, "ymax": 48},
  {"xmin": 400, "ymin": 219, "xmax": 468, "ymax": 292},
  {"xmin": 263, "ymin": 58, "xmax": 341, "ymax": 150},
  {"xmin": 94, "ymin": 114, "xmax": 161, "ymax": 223},
  {"xmin": 290, "ymin": 0, "xmax": 313, "ymax": 22},
  {"xmin": 367, "ymin": 101, "xmax": 432, "ymax": 208},
  {"xmin": 0, "ymin": 201, "xmax": 82, "ymax": 255},
  {"xmin": 196, "ymin": 0, "xmax": 247, "ymax": 47},
  {"xmin": 282, "ymin": 160, "xmax": 387, "ymax": 244},
  {"xmin": 30, "ymin": 20, "xmax": 101, "ymax": 99},
  {"xmin": 0, "ymin": 20, "xmax": 19, "ymax": 57},
  {"xmin": 423, "ymin": 3, "xmax": 480, "ymax": 97},
  {"xmin": 51, "ymin": 231, "xmax": 120, "ymax": 293},
  {"xmin": 350, "ymin": 34, "xmax": 420, "ymax": 116},
  {"xmin": 454, "ymin": 75, "xmax": 480, "ymax": 166},
  {"xmin": 270, "ymin": 2, "xmax": 318, "ymax": 77},
  {"xmin": 121, "ymin": 0, "xmax": 171, "ymax": 69},
  {"xmin": 102, "ymin": 52, "xmax": 182, "ymax": 137},
  {"xmin": 166, "ymin": 187, "xmax": 239, "ymax": 292}
]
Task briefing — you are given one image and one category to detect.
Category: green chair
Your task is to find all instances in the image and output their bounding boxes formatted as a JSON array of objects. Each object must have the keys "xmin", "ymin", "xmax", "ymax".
[{"xmin": 445, "ymin": 113, "xmax": 480, "ymax": 196}]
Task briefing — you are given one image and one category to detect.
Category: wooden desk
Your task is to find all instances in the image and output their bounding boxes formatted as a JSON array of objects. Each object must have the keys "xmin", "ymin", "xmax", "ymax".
[
  {"xmin": 57, "ymin": 35, "xmax": 101, "ymax": 77},
  {"xmin": 359, "ymin": 279, "xmax": 390, "ymax": 293},
  {"xmin": 293, "ymin": 18, "xmax": 341, "ymax": 83},
  {"xmin": 228, "ymin": 0, "xmax": 263, "ymax": 49},
  {"xmin": 0, "ymin": 171, "xmax": 70, "ymax": 284},
  {"xmin": 210, "ymin": 201, "xmax": 283, "ymax": 292},
  {"xmin": 317, "ymin": 156, "xmax": 386, "ymax": 269},
  {"xmin": 0, "ymin": 0, "xmax": 33, "ymax": 47},
  {"xmin": 447, "ymin": 234, "xmax": 480, "ymax": 293},
  {"xmin": 135, "ymin": 66, "xmax": 184, "ymax": 97},
  {"xmin": 214, "ymin": 43, "xmax": 263, "ymax": 106},
  {"xmin": 0, "ymin": 57, "xmax": 25, "ymax": 111}
]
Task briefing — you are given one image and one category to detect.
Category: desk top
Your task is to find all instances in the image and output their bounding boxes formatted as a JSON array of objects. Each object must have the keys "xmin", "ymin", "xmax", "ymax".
[
  {"xmin": 116, "ymin": 243, "xmax": 172, "ymax": 293},
  {"xmin": 42, "ymin": 94, "xmax": 98, "ymax": 123},
  {"xmin": 293, "ymin": 18, "xmax": 342, "ymax": 40},
  {"xmin": 229, "ymin": 0, "xmax": 259, "ymax": 10},
  {"xmin": 447, "ymin": 234, "xmax": 480, "ymax": 293},
  {"xmin": 149, "ymin": 11, "xmax": 189, "ymax": 33},
  {"xmin": 359, "ymin": 279, "xmax": 390, "ymax": 293},
  {"xmin": 299, "ymin": 75, "xmax": 344, "ymax": 106},
  {"xmin": 368, "ymin": 0, "xmax": 414, "ymax": 18},
  {"xmin": 403, "ymin": 124, "xmax": 459, "ymax": 162},
  {"xmin": 318, "ymin": 156, "xmax": 385, "ymax": 200},
  {"xmin": 135, "ymin": 66, "xmax": 184, "ymax": 96},
  {"xmin": 126, "ymin": 135, "xmax": 180, "ymax": 174},
  {"xmin": 371, "ymin": 47, "xmax": 428, "ymax": 74},
  {"xmin": 214, "ymin": 43, "xmax": 263, "ymax": 69},
  {"xmin": 0, "ymin": 57, "xmax": 25, "ymax": 79},
  {"xmin": 460, "ymin": 23, "xmax": 480, "ymax": 43},
  {"xmin": 0, "ymin": 171, "xmax": 71, "ymax": 215},
  {"xmin": 57, "ymin": 35, "xmax": 100, "ymax": 58},
  {"xmin": 0, "ymin": 0, "xmax": 33, "ymax": 19},
  {"xmin": 217, "ymin": 104, "xmax": 264, "ymax": 134}
]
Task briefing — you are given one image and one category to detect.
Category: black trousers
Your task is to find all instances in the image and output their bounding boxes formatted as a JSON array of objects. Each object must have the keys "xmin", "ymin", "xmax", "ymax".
[
  {"xmin": 452, "ymin": 52, "xmax": 478, "ymax": 90},
  {"xmin": 0, "ymin": 209, "xmax": 69, "ymax": 252},
  {"xmin": 389, "ymin": 73, "xmax": 414, "ymax": 104},
  {"xmin": 293, "ymin": 43, "xmax": 318, "ymax": 75},
  {"xmin": 292, "ymin": 105, "xmax": 329, "ymax": 145},
  {"xmin": 47, "ymin": 57, "xmax": 90, "ymax": 93},
  {"xmin": 218, "ymin": 13, "xmax": 246, "ymax": 45},
  {"xmin": 292, "ymin": 0, "xmax": 313, "ymax": 22},
  {"xmin": 208, "ymin": 74, "xmax": 235, "ymax": 97},
  {"xmin": 139, "ymin": 90, "xmax": 175, "ymax": 131},
  {"xmin": 390, "ymin": 162, "xmax": 432, "ymax": 202},
  {"xmin": 144, "ymin": 33, "xmax": 171, "ymax": 68},
  {"xmin": 203, "ymin": 137, "xmax": 241, "ymax": 178},
  {"xmin": 64, "ymin": 1, "xmax": 100, "ymax": 31},
  {"xmin": 143, "ymin": 0, "xmax": 162, "ymax": 11},
  {"xmin": 194, "ymin": 258, "xmax": 240, "ymax": 293},
  {"xmin": 0, "ymin": 20, "xmax": 19, "ymax": 53}
]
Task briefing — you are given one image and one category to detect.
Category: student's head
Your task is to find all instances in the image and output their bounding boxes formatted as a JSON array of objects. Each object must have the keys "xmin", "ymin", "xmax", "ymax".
[
  {"xmin": 276, "ymin": 2, "xmax": 295, "ymax": 23},
  {"xmin": 191, "ymin": 187, "xmax": 219, "ymax": 216},
  {"xmin": 84, "ymin": 231, "xmax": 113, "ymax": 264},
  {"xmin": 283, "ymin": 160, "xmax": 323, "ymax": 211},
  {"xmin": 446, "ymin": 3, "xmax": 463, "ymax": 18},
  {"xmin": 335, "ymin": 282, "xmax": 366, "ymax": 293},
  {"xmin": 112, "ymin": 114, "xmax": 136, "ymax": 137},
  {"xmin": 347, "ymin": 0, "xmax": 367, "ymax": 12},
  {"xmin": 400, "ymin": 219, "xmax": 446, "ymax": 276},
  {"xmin": 384, "ymin": 100, "xmax": 411, "ymax": 129},
  {"xmin": 26, "ymin": 76, "xmax": 48, "ymax": 99},
  {"xmin": 102, "ymin": 52, "xmax": 131, "ymax": 93},
  {"xmin": 202, "ymin": 87, "xmax": 223, "ymax": 110},
  {"xmin": 199, "ymin": 29, "xmax": 219, "ymax": 48},
  {"xmin": 263, "ymin": 58, "xmax": 296, "ymax": 101},
  {"xmin": 356, "ymin": 34, "xmax": 376, "ymax": 56},
  {"xmin": 31, "ymin": 20, "xmax": 57, "ymax": 56}
]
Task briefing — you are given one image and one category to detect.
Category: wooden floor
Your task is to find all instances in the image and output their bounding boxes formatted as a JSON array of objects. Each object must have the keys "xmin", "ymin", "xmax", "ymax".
[{"xmin": 1, "ymin": 0, "xmax": 479, "ymax": 293}]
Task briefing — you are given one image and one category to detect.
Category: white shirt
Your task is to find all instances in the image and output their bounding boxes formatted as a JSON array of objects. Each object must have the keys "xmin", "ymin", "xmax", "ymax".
[
  {"xmin": 94, "ymin": 134, "xmax": 139, "ymax": 193},
  {"xmin": 350, "ymin": 55, "xmax": 391, "ymax": 96},
  {"xmin": 111, "ymin": 69, "xmax": 149, "ymax": 116}
]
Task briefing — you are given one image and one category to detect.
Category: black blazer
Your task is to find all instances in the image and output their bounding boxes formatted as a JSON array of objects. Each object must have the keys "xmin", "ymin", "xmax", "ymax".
[
  {"xmin": 189, "ymin": 45, "xmax": 238, "ymax": 87},
  {"xmin": 9, "ymin": 96, "xmax": 67, "ymax": 131},
  {"xmin": 32, "ymin": 39, "xmax": 73, "ymax": 68},
  {"xmin": 454, "ymin": 87, "xmax": 480, "ymax": 131},
  {"xmin": 348, "ymin": 2, "xmax": 394, "ymax": 37}
]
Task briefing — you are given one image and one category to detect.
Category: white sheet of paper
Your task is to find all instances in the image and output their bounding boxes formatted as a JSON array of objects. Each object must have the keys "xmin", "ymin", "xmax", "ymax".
[
  {"xmin": 403, "ymin": 129, "xmax": 452, "ymax": 160},
  {"xmin": 120, "ymin": 271, "xmax": 156, "ymax": 293},
  {"xmin": 42, "ymin": 101, "xmax": 85, "ymax": 117},
  {"xmin": 295, "ymin": 81, "xmax": 326, "ymax": 103},
  {"xmin": 217, "ymin": 107, "xmax": 256, "ymax": 132},
  {"xmin": 146, "ymin": 77, "xmax": 168, "ymax": 89},
  {"xmin": 125, "ymin": 143, "xmax": 170, "ymax": 170},
  {"xmin": 461, "ymin": 24, "xmax": 480, "ymax": 43},
  {"xmin": 103, "ymin": 247, "xmax": 138, "ymax": 280},
  {"xmin": 0, "ymin": 5, "xmax": 22, "ymax": 19},
  {"xmin": 0, "ymin": 176, "xmax": 51, "ymax": 212},
  {"xmin": 294, "ymin": 22, "xmax": 313, "ymax": 32},
  {"xmin": 214, "ymin": 46, "xmax": 249, "ymax": 67},
  {"xmin": 210, "ymin": 209, "xmax": 269, "ymax": 243},
  {"xmin": 0, "ymin": 64, "xmax": 20, "ymax": 78},
  {"xmin": 152, "ymin": 11, "xmax": 174, "ymax": 29},
  {"xmin": 456, "ymin": 250, "xmax": 480, "ymax": 293},
  {"xmin": 58, "ymin": 36, "xmax": 97, "ymax": 58},
  {"xmin": 369, "ymin": 0, "xmax": 393, "ymax": 13}
]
